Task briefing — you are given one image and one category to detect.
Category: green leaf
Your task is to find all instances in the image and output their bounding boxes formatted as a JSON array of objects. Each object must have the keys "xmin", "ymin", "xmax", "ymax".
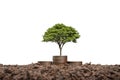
[{"xmin": 42, "ymin": 23, "xmax": 80, "ymax": 44}]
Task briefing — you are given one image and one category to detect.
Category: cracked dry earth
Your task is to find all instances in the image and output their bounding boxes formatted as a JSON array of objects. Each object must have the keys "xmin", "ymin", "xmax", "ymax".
[{"xmin": 0, "ymin": 62, "xmax": 120, "ymax": 80}]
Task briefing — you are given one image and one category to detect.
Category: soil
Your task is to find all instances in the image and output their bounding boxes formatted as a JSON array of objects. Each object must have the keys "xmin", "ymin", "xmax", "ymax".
[{"xmin": 0, "ymin": 62, "xmax": 120, "ymax": 80}]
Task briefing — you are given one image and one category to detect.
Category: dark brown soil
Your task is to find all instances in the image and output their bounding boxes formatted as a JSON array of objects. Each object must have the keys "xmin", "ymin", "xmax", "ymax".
[{"xmin": 0, "ymin": 62, "xmax": 120, "ymax": 80}]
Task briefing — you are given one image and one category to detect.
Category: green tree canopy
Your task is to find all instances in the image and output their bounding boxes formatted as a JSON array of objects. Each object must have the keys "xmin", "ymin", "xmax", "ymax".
[{"xmin": 42, "ymin": 23, "xmax": 80, "ymax": 56}]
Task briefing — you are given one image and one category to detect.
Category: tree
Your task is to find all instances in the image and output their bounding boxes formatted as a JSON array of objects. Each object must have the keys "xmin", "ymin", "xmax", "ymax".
[{"xmin": 42, "ymin": 23, "xmax": 80, "ymax": 56}]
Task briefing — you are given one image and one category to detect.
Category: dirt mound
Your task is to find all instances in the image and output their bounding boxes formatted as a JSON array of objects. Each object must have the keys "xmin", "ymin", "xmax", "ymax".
[{"xmin": 0, "ymin": 62, "xmax": 120, "ymax": 80}]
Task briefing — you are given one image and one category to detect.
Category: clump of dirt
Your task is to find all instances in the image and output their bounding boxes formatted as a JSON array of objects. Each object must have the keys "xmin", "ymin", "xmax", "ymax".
[{"xmin": 0, "ymin": 62, "xmax": 120, "ymax": 80}]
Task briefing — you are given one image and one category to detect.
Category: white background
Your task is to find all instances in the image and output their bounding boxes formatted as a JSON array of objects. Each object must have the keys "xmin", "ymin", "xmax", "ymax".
[{"xmin": 0, "ymin": 0, "xmax": 120, "ymax": 65}]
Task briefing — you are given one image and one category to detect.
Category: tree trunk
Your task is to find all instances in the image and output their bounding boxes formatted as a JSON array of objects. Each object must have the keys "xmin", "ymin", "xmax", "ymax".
[
  {"xmin": 60, "ymin": 47, "xmax": 62, "ymax": 56},
  {"xmin": 57, "ymin": 43, "xmax": 64, "ymax": 56}
]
